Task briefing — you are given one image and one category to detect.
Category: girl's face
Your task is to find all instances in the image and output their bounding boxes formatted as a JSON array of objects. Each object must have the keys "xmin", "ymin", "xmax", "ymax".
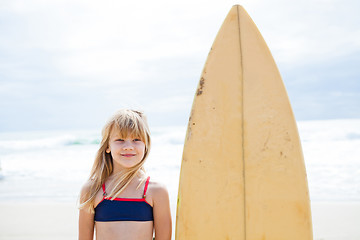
[{"xmin": 106, "ymin": 130, "xmax": 146, "ymax": 171}]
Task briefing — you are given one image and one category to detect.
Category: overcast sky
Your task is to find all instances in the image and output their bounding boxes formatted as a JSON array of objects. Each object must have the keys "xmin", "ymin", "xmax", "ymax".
[{"xmin": 0, "ymin": 0, "xmax": 359, "ymax": 132}]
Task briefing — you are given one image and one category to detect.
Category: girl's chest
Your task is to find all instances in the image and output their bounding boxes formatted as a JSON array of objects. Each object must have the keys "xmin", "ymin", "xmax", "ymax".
[{"xmin": 94, "ymin": 182, "xmax": 145, "ymax": 207}]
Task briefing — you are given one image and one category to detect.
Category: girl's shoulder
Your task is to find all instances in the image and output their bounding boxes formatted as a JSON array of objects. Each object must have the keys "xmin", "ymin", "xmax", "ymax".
[
  {"xmin": 147, "ymin": 178, "xmax": 170, "ymax": 201},
  {"xmin": 148, "ymin": 179, "xmax": 167, "ymax": 190},
  {"xmin": 80, "ymin": 179, "xmax": 93, "ymax": 192},
  {"xmin": 80, "ymin": 179, "xmax": 98, "ymax": 197},
  {"xmin": 80, "ymin": 179, "xmax": 104, "ymax": 207}
]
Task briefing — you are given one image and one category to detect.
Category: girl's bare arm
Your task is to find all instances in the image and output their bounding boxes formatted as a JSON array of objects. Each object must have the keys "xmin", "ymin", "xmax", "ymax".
[
  {"xmin": 79, "ymin": 209, "xmax": 94, "ymax": 240},
  {"xmin": 78, "ymin": 183, "xmax": 95, "ymax": 240},
  {"xmin": 152, "ymin": 183, "xmax": 172, "ymax": 240}
]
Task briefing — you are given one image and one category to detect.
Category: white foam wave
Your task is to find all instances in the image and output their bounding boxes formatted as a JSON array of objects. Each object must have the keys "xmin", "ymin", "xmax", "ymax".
[{"xmin": 0, "ymin": 119, "xmax": 359, "ymax": 202}]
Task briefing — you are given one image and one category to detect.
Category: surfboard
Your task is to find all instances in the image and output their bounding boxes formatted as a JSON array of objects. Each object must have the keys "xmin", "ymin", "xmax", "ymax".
[{"xmin": 175, "ymin": 5, "xmax": 313, "ymax": 240}]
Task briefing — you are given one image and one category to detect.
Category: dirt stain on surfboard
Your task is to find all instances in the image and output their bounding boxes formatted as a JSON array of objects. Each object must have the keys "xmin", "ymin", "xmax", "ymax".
[{"xmin": 196, "ymin": 77, "xmax": 205, "ymax": 95}]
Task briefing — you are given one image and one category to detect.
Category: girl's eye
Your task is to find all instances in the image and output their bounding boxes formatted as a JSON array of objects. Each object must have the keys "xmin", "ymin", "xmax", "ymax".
[
  {"xmin": 133, "ymin": 139, "xmax": 141, "ymax": 142},
  {"xmin": 116, "ymin": 139, "xmax": 124, "ymax": 141}
]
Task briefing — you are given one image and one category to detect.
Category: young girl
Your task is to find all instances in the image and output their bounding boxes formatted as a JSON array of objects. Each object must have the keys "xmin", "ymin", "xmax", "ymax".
[{"xmin": 79, "ymin": 109, "xmax": 172, "ymax": 240}]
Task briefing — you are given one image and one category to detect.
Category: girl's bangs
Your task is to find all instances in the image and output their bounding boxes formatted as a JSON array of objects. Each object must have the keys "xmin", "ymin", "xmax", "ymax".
[{"xmin": 113, "ymin": 118, "xmax": 147, "ymax": 142}]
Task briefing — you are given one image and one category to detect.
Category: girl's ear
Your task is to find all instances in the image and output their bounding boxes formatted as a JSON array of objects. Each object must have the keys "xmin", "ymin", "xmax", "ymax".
[{"xmin": 106, "ymin": 147, "xmax": 111, "ymax": 153}]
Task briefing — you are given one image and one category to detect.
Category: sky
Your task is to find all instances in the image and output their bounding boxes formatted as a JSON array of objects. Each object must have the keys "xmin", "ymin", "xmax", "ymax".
[{"xmin": 0, "ymin": 0, "xmax": 359, "ymax": 132}]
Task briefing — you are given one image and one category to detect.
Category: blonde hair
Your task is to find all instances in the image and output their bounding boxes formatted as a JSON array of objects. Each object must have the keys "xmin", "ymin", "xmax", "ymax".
[{"xmin": 79, "ymin": 109, "xmax": 151, "ymax": 213}]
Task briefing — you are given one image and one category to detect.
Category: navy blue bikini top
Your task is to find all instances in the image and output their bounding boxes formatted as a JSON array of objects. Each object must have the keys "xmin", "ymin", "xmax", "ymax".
[{"xmin": 94, "ymin": 176, "xmax": 153, "ymax": 222}]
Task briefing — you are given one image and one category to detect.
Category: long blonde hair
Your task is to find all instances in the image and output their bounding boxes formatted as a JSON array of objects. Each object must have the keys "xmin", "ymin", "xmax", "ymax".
[{"xmin": 79, "ymin": 109, "xmax": 151, "ymax": 213}]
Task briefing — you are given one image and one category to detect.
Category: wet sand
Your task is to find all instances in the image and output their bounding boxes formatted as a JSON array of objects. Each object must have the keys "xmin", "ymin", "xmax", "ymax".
[{"xmin": 0, "ymin": 201, "xmax": 359, "ymax": 240}]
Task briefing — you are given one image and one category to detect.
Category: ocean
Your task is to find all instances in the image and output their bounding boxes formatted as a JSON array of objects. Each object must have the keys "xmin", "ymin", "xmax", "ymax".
[{"xmin": 0, "ymin": 119, "xmax": 359, "ymax": 210}]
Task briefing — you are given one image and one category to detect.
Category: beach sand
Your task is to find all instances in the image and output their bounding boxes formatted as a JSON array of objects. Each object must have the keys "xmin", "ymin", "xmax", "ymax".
[
  {"xmin": 311, "ymin": 202, "xmax": 360, "ymax": 240},
  {"xmin": 0, "ymin": 201, "xmax": 359, "ymax": 240},
  {"xmin": 0, "ymin": 202, "xmax": 78, "ymax": 240}
]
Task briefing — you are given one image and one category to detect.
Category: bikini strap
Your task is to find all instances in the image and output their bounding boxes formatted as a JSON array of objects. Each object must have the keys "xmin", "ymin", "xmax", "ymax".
[
  {"xmin": 102, "ymin": 183, "xmax": 107, "ymax": 197},
  {"xmin": 143, "ymin": 176, "xmax": 150, "ymax": 198}
]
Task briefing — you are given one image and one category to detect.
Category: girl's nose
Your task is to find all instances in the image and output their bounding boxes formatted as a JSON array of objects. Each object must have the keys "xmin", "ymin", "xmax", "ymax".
[{"xmin": 123, "ymin": 141, "xmax": 134, "ymax": 150}]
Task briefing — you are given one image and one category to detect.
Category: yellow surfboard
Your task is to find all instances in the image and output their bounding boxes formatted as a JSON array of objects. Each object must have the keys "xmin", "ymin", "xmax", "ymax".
[{"xmin": 175, "ymin": 5, "xmax": 313, "ymax": 240}]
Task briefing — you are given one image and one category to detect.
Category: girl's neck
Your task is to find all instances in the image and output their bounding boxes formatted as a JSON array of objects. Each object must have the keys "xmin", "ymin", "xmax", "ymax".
[
  {"xmin": 112, "ymin": 163, "xmax": 126, "ymax": 175},
  {"xmin": 107, "ymin": 169, "xmax": 145, "ymax": 182}
]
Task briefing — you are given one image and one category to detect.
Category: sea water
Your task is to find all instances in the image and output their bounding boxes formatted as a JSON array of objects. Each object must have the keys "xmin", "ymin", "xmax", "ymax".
[{"xmin": 0, "ymin": 119, "xmax": 359, "ymax": 208}]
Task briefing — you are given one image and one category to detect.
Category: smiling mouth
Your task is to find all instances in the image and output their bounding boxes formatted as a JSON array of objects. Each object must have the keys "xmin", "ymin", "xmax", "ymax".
[{"xmin": 121, "ymin": 154, "xmax": 136, "ymax": 157}]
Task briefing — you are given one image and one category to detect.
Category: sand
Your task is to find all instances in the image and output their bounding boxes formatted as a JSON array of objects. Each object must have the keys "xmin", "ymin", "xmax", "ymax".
[
  {"xmin": 0, "ymin": 201, "xmax": 359, "ymax": 240},
  {"xmin": 0, "ymin": 202, "xmax": 78, "ymax": 240},
  {"xmin": 311, "ymin": 202, "xmax": 360, "ymax": 240}
]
